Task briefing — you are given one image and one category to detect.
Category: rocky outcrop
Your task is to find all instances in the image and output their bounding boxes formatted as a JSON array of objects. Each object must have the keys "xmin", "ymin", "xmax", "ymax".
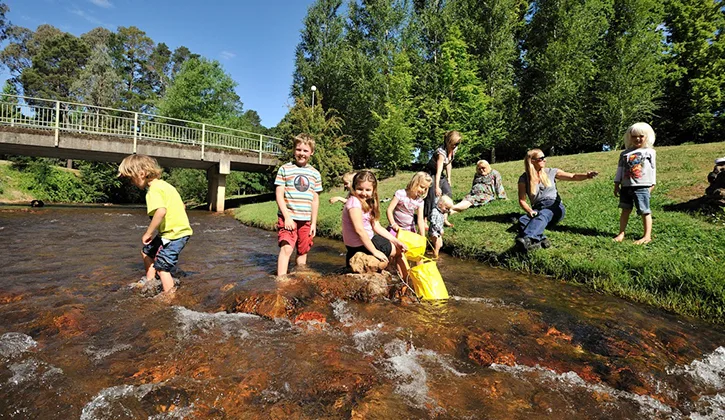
[{"xmin": 705, "ymin": 157, "xmax": 725, "ymax": 206}]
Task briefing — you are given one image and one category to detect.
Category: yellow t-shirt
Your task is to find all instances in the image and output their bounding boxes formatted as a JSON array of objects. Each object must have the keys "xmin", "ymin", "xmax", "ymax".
[{"xmin": 146, "ymin": 179, "xmax": 193, "ymax": 240}]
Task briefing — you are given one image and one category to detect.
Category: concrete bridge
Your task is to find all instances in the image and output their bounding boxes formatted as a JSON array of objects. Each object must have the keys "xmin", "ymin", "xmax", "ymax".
[{"xmin": 0, "ymin": 94, "xmax": 283, "ymax": 211}]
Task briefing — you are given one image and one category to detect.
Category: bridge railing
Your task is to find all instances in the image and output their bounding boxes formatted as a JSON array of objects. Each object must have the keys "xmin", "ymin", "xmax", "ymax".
[{"xmin": 0, "ymin": 94, "xmax": 284, "ymax": 162}]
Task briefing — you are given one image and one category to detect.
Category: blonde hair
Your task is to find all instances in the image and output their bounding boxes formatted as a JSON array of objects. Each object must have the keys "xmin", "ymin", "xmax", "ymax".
[
  {"xmin": 476, "ymin": 159, "xmax": 491, "ymax": 175},
  {"xmin": 524, "ymin": 149, "xmax": 550, "ymax": 197},
  {"xmin": 352, "ymin": 170, "xmax": 380, "ymax": 221},
  {"xmin": 623, "ymin": 122, "xmax": 656, "ymax": 149},
  {"xmin": 437, "ymin": 194, "xmax": 454, "ymax": 211},
  {"xmin": 118, "ymin": 154, "xmax": 162, "ymax": 180},
  {"xmin": 444, "ymin": 130, "xmax": 462, "ymax": 151},
  {"xmin": 406, "ymin": 172, "xmax": 432, "ymax": 197},
  {"xmin": 293, "ymin": 133, "xmax": 316, "ymax": 153}
]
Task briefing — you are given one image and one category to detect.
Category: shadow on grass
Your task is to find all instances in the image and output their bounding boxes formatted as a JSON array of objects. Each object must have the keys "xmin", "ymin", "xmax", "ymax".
[
  {"xmin": 662, "ymin": 195, "xmax": 720, "ymax": 213},
  {"xmin": 548, "ymin": 224, "xmax": 611, "ymax": 238}
]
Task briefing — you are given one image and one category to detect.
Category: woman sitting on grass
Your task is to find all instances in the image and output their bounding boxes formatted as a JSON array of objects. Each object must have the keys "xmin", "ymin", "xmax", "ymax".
[
  {"xmin": 516, "ymin": 149, "xmax": 598, "ymax": 252},
  {"xmin": 451, "ymin": 159, "xmax": 507, "ymax": 214}
]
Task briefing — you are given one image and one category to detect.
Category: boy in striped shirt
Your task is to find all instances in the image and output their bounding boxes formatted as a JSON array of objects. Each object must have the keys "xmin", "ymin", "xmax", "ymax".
[{"xmin": 275, "ymin": 134, "xmax": 323, "ymax": 277}]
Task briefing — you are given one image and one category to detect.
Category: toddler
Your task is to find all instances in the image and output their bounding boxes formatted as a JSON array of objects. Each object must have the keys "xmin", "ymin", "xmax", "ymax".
[{"xmin": 429, "ymin": 195, "xmax": 453, "ymax": 258}]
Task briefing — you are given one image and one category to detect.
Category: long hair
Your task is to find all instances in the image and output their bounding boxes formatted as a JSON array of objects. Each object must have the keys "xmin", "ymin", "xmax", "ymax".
[
  {"xmin": 443, "ymin": 130, "xmax": 462, "ymax": 151},
  {"xmin": 406, "ymin": 172, "xmax": 432, "ymax": 198},
  {"xmin": 352, "ymin": 170, "xmax": 380, "ymax": 221},
  {"xmin": 476, "ymin": 159, "xmax": 491, "ymax": 175},
  {"xmin": 524, "ymin": 149, "xmax": 550, "ymax": 197},
  {"xmin": 623, "ymin": 122, "xmax": 656, "ymax": 149}
]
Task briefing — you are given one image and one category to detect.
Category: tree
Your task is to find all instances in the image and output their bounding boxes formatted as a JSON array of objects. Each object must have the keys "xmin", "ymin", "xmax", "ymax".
[
  {"xmin": 0, "ymin": 2, "xmax": 11, "ymax": 43},
  {"xmin": 20, "ymin": 32, "xmax": 90, "ymax": 101},
  {"xmin": 156, "ymin": 57, "xmax": 242, "ymax": 123},
  {"xmin": 72, "ymin": 45, "xmax": 123, "ymax": 107},
  {"xmin": 109, "ymin": 26, "xmax": 155, "ymax": 111},
  {"xmin": 276, "ymin": 94, "xmax": 352, "ymax": 189},
  {"xmin": 660, "ymin": 0, "xmax": 725, "ymax": 144},
  {"xmin": 0, "ymin": 24, "xmax": 63, "ymax": 90},
  {"xmin": 595, "ymin": 0, "xmax": 665, "ymax": 148},
  {"xmin": 519, "ymin": 0, "xmax": 612, "ymax": 153}
]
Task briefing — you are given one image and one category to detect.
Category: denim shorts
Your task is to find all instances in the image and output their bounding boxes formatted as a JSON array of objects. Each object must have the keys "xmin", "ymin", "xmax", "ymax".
[
  {"xmin": 619, "ymin": 186, "xmax": 651, "ymax": 215},
  {"xmin": 142, "ymin": 235, "xmax": 190, "ymax": 272}
]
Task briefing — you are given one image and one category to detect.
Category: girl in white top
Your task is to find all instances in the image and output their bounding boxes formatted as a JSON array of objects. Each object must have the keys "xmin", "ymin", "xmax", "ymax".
[{"xmin": 387, "ymin": 172, "xmax": 432, "ymax": 237}]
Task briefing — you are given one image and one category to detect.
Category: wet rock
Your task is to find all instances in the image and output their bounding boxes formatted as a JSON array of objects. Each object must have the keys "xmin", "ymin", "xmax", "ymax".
[
  {"xmin": 349, "ymin": 252, "xmax": 388, "ymax": 273},
  {"xmin": 230, "ymin": 293, "xmax": 295, "ymax": 319},
  {"xmin": 52, "ymin": 307, "xmax": 97, "ymax": 338},
  {"xmin": 0, "ymin": 291, "xmax": 24, "ymax": 304},
  {"xmin": 461, "ymin": 331, "xmax": 516, "ymax": 367},
  {"xmin": 294, "ymin": 311, "xmax": 327, "ymax": 329},
  {"xmin": 129, "ymin": 276, "xmax": 181, "ymax": 298}
]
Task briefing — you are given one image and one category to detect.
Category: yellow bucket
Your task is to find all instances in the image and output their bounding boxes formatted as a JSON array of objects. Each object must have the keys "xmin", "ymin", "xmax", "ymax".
[
  {"xmin": 408, "ymin": 257, "xmax": 448, "ymax": 300},
  {"xmin": 397, "ymin": 229, "xmax": 427, "ymax": 262}
]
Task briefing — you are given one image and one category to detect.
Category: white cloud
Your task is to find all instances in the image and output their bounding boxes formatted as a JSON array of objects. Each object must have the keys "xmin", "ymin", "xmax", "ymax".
[
  {"xmin": 69, "ymin": 8, "xmax": 114, "ymax": 28},
  {"xmin": 220, "ymin": 51, "xmax": 236, "ymax": 60},
  {"xmin": 89, "ymin": 0, "xmax": 113, "ymax": 8}
]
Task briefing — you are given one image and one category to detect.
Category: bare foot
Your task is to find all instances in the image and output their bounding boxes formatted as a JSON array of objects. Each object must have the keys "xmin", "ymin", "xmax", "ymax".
[
  {"xmin": 154, "ymin": 287, "xmax": 176, "ymax": 303},
  {"xmin": 633, "ymin": 237, "xmax": 651, "ymax": 245},
  {"xmin": 613, "ymin": 233, "xmax": 625, "ymax": 242}
]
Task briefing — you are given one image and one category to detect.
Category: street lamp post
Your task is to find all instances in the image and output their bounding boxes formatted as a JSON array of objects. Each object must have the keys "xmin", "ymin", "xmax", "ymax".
[{"xmin": 311, "ymin": 85, "xmax": 317, "ymax": 107}]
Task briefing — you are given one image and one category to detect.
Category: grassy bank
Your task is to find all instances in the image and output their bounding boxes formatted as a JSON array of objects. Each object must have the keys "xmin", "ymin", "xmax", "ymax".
[{"xmin": 234, "ymin": 142, "xmax": 725, "ymax": 322}]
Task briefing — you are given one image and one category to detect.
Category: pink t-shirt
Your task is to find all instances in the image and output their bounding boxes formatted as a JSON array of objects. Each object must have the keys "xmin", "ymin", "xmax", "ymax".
[
  {"xmin": 391, "ymin": 189, "xmax": 424, "ymax": 232},
  {"xmin": 342, "ymin": 196, "xmax": 374, "ymax": 247}
]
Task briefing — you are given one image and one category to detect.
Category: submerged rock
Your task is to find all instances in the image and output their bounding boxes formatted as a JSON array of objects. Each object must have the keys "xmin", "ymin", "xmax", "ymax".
[{"xmin": 129, "ymin": 276, "xmax": 181, "ymax": 298}]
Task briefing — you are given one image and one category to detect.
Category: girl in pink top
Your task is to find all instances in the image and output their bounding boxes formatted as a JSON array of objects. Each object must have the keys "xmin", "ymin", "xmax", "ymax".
[
  {"xmin": 342, "ymin": 171, "xmax": 408, "ymax": 277},
  {"xmin": 387, "ymin": 172, "xmax": 432, "ymax": 237}
]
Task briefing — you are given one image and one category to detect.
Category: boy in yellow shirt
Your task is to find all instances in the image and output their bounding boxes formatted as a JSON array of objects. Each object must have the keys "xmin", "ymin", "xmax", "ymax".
[{"xmin": 118, "ymin": 155, "xmax": 193, "ymax": 297}]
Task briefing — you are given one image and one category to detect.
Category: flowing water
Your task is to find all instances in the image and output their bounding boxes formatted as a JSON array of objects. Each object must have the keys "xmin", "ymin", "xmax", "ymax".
[{"xmin": 1, "ymin": 206, "xmax": 725, "ymax": 419}]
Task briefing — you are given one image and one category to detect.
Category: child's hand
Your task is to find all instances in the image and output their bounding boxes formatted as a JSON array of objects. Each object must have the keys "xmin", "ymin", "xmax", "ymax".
[
  {"xmin": 435, "ymin": 186, "xmax": 442, "ymax": 197},
  {"xmin": 394, "ymin": 238, "xmax": 408, "ymax": 252},
  {"xmin": 309, "ymin": 224, "xmax": 317, "ymax": 238},
  {"xmin": 284, "ymin": 216, "xmax": 295, "ymax": 231},
  {"xmin": 391, "ymin": 223, "xmax": 400, "ymax": 232},
  {"xmin": 373, "ymin": 250, "xmax": 389, "ymax": 262},
  {"xmin": 142, "ymin": 232, "xmax": 153, "ymax": 245},
  {"xmin": 613, "ymin": 184, "xmax": 620, "ymax": 197},
  {"xmin": 587, "ymin": 171, "xmax": 599, "ymax": 178}
]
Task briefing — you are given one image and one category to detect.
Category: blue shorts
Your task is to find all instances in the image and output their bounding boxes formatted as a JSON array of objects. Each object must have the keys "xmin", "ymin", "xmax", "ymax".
[
  {"xmin": 619, "ymin": 187, "xmax": 651, "ymax": 215},
  {"xmin": 142, "ymin": 235, "xmax": 190, "ymax": 272}
]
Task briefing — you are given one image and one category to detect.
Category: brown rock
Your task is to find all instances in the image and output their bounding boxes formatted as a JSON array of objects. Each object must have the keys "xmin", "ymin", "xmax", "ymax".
[{"xmin": 349, "ymin": 252, "xmax": 388, "ymax": 273}]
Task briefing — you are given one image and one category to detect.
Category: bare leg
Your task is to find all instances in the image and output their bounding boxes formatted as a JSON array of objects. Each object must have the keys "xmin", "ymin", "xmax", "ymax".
[
  {"xmin": 634, "ymin": 214, "xmax": 652, "ymax": 245},
  {"xmin": 451, "ymin": 199, "xmax": 472, "ymax": 214},
  {"xmin": 142, "ymin": 251, "xmax": 156, "ymax": 280},
  {"xmin": 390, "ymin": 245, "xmax": 409, "ymax": 280},
  {"xmin": 432, "ymin": 236, "xmax": 442, "ymax": 258},
  {"xmin": 277, "ymin": 243, "xmax": 294, "ymax": 277},
  {"xmin": 157, "ymin": 270, "xmax": 175, "ymax": 293},
  {"xmin": 295, "ymin": 253, "xmax": 307, "ymax": 268},
  {"xmin": 613, "ymin": 208, "xmax": 631, "ymax": 242}
]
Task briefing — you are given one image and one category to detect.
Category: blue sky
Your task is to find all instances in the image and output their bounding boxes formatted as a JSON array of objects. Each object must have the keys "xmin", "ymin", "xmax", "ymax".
[{"xmin": 3, "ymin": 0, "xmax": 317, "ymax": 127}]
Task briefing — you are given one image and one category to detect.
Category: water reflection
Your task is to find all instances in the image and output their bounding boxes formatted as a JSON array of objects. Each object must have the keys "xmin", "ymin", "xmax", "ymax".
[{"xmin": 0, "ymin": 206, "xmax": 724, "ymax": 418}]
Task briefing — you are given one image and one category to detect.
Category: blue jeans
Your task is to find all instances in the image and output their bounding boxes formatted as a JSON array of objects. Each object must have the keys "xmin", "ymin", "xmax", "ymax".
[
  {"xmin": 518, "ymin": 199, "xmax": 566, "ymax": 241},
  {"xmin": 142, "ymin": 235, "xmax": 190, "ymax": 272},
  {"xmin": 619, "ymin": 186, "xmax": 651, "ymax": 215}
]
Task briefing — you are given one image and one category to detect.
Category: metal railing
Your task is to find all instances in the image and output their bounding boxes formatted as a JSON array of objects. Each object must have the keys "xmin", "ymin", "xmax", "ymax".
[{"xmin": 0, "ymin": 94, "xmax": 284, "ymax": 162}]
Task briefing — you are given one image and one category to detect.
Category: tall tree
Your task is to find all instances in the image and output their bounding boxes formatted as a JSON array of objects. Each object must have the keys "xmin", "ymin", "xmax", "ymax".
[
  {"xmin": 72, "ymin": 45, "xmax": 123, "ymax": 107},
  {"xmin": 0, "ymin": 24, "xmax": 63, "ymax": 90},
  {"xmin": 519, "ymin": 0, "xmax": 613, "ymax": 153},
  {"xmin": 20, "ymin": 32, "xmax": 90, "ymax": 101},
  {"xmin": 156, "ymin": 57, "xmax": 242, "ymax": 124},
  {"xmin": 596, "ymin": 0, "xmax": 665, "ymax": 148},
  {"xmin": 661, "ymin": 0, "xmax": 725, "ymax": 144},
  {"xmin": 109, "ymin": 26, "xmax": 155, "ymax": 111}
]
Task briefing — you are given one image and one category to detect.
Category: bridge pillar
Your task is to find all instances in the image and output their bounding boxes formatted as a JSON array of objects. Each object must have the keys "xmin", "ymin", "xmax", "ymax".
[{"xmin": 207, "ymin": 157, "xmax": 230, "ymax": 212}]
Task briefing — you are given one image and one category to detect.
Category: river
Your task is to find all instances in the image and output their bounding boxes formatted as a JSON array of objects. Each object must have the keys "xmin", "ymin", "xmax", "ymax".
[{"xmin": 1, "ymin": 206, "xmax": 724, "ymax": 419}]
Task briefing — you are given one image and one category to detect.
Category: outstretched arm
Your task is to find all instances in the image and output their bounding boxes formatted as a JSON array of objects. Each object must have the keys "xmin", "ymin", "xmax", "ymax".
[
  {"xmin": 555, "ymin": 170, "xmax": 598, "ymax": 181},
  {"xmin": 386, "ymin": 196, "xmax": 400, "ymax": 231}
]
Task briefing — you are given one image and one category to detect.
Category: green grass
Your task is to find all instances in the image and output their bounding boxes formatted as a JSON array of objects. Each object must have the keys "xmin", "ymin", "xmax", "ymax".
[{"xmin": 234, "ymin": 142, "xmax": 725, "ymax": 323}]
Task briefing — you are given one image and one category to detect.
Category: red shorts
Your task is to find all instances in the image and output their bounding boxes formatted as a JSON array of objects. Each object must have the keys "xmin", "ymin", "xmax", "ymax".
[{"xmin": 277, "ymin": 216, "xmax": 313, "ymax": 255}]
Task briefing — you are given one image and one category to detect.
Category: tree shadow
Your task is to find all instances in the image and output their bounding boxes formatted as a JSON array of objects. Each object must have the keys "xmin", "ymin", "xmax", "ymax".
[{"xmin": 662, "ymin": 196, "xmax": 719, "ymax": 214}]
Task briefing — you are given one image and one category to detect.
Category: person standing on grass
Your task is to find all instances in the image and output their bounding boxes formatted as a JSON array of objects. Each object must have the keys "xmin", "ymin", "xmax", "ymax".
[
  {"xmin": 613, "ymin": 122, "xmax": 657, "ymax": 245},
  {"xmin": 275, "ymin": 134, "xmax": 323, "ymax": 277},
  {"xmin": 516, "ymin": 149, "xmax": 598, "ymax": 252},
  {"xmin": 118, "ymin": 154, "xmax": 193, "ymax": 299},
  {"xmin": 424, "ymin": 130, "xmax": 462, "ymax": 227}
]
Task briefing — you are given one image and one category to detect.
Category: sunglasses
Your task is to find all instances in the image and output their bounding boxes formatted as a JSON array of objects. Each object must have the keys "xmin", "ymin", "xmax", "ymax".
[{"xmin": 532, "ymin": 156, "xmax": 546, "ymax": 162}]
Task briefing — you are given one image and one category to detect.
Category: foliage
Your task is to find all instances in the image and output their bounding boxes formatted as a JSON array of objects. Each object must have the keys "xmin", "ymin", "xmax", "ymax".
[
  {"xmin": 72, "ymin": 45, "xmax": 123, "ymax": 107},
  {"xmin": 20, "ymin": 32, "xmax": 90, "ymax": 101},
  {"xmin": 164, "ymin": 168, "xmax": 207, "ymax": 205},
  {"xmin": 226, "ymin": 171, "xmax": 273, "ymax": 196},
  {"xmin": 276, "ymin": 95, "xmax": 352, "ymax": 189}
]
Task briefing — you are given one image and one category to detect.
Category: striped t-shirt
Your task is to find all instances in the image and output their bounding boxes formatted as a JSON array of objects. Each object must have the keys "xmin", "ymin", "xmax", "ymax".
[{"xmin": 274, "ymin": 162, "xmax": 323, "ymax": 221}]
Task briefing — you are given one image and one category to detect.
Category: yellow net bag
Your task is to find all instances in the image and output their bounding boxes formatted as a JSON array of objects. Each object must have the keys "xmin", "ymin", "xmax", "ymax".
[
  {"xmin": 408, "ymin": 257, "xmax": 449, "ymax": 300},
  {"xmin": 397, "ymin": 229, "xmax": 427, "ymax": 262}
]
